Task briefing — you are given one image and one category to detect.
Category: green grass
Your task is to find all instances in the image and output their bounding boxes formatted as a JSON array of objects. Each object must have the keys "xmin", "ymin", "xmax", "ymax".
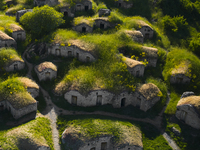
[
  {"xmin": 0, "ymin": 117, "xmax": 54, "ymax": 150},
  {"xmin": 165, "ymin": 91, "xmax": 180, "ymax": 115},
  {"xmin": 57, "ymin": 115, "xmax": 172, "ymax": 150}
]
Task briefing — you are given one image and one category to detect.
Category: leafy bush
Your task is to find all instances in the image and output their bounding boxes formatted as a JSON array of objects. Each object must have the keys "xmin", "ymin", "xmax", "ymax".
[
  {"xmin": 20, "ymin": 5, "xmax": 64, "ymax": 39},
  {"xmin": 162, "ymin": 15, "xmax": 189, "ymax": 37},
  {"xmin": 189, "ymin": 33, "xmax": 200, "ymax": 56}
]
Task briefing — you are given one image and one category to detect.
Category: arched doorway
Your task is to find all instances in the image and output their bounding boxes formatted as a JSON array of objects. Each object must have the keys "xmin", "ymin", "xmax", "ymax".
[
  {"xmin": 82, "ymin": 27, "xmax": 86, "ymax": 32},
  {"xmin": 121, "ymin": 98, "xmax": 126, "ymax": 107}
]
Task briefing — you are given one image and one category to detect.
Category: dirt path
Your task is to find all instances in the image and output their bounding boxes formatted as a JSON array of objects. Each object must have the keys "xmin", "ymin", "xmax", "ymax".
[{"xmin": 22, "ymin": 44, "xmax": 180, "ymax": 150}]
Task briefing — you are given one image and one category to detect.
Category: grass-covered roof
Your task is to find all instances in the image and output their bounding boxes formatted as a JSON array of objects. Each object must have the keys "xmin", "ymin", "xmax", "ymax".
[
  {"xmin": 0, "ymin": 77, "xmax": 36, "ymax": 109},
  {"xmin": 61, "ymin": 118, "xmax": 143, "ymax": 148},
  {"xmin": 0, "ymin": 117, "xmax": 54, "ymax": 150},
  {"xmin": 138, "ymin": 83, "xmax": 161, "ymax": 100},
  {"xmin": 122, "ymin": 56, "xmax": 144, "ymax": 68},
  {"xmin": 177, "ymin": 96, "xmax": 200, "ymax": 113},
  {"xmin": 0, "ymin": 48, "xmax": 23, "ymax": 68},
  {"xmin": 162, "ymin": 48, "xmax": 200, "ymax": 86},
  {"xmin": 0, "ymin": 31, "xmax": 14, "ymax": 40},
  {"xmin": 36, "ymin": 61, "xmax": 57, "ymax": 72},
  {"xmin": 73, "ymin": 16, "xmax": 94, "ymax": 27},
  {"xmin": 18, "ymin": 77, "xmax": 39, "ymax": 89}
]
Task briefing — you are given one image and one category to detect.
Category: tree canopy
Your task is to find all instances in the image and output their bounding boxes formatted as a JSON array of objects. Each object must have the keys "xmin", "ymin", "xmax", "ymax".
[{"xmin": 20, "ymin": 5, "xmax": 64, "ymax": 39}]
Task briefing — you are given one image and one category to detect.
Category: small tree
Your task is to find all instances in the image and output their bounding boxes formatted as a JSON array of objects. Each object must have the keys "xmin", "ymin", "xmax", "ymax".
[{"xmin": 20, "ymin": 5, "xmax": 64, "ymax": 39}]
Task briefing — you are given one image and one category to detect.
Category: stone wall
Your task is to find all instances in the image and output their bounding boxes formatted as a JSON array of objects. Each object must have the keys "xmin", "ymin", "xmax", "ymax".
[
  {"xmin": 170, "ymin": 74, "xmax": 191, "ymax": 84},
  {"xmin": 37, "ymin": 146, "xmax": 50, "ymax": 150},
  {"xmin": 27, "ymin": 88, "xmax": 39, "ymax": 98},
  {"xmin": 79, "ymin": 136, "xmax": 113, "ymax": 150},
  {"xmin": 0, "ymin": 39, "xmax": 17, "ymax": 48},
  {"xmin": 73, "ymin": 23, "xmax": 93, "ymax": 33},
  {"xmin": 140, "ymin": 96, "xmax": 160, "ymax": 112},
  {"xmin": 140, "ymin": 26, "xmax": 154, "ymax": 39},
  {"xmin": 64, "ymin": 90, "xmax": 114, "ymax": 107},
  {"xmin": 12, "ymin": 30, "xmax": 26, "ymax": 41},
  {"xmin": 95, "ymin": 20, "xmax": 111, "ymax": 29},
  {"xmin": 60, "ymin": 7, "xmax": 74, "ymax": 17},
  {"xmin": 48, "ymin": 44, "xmax": 96, "ymax": 62},
  {"xmin": 35, "ymin": 68, "xmax": 57, "ymax": 81},
  {"xmin": 139, "ymin": 57, "xmax": 157, "ymax": 67},
  {"xmin": 75, "ymin": 1, "xmax": 92, "ymax": 11},
  {"xmin": 16, "ymin": 9, "xmax": 33, "ymax": 22},
  {"xmin": 176, "ymin": 104, "xmax": 200, "ymax": 129},
  {"xmin": 11, "ymin": 103, "xmax": 37, "ymax": 119},
  {"xmin": 117, "ymin": 0, "xmax": 133, "ymax": 8},
  {"xmin": 133, "ymin": 36, "xmax": 144, "ymax": 44},
  {"xmin": 128, "ymin": 65, "xmax": 145, "ymax": 77},
  {"xmin": 34, "ymin": 0, "xmax": 58, "ymax": 6},
  {"xmin": 4, "ymin": 61, "xmax": 25, "ymax": 72}
]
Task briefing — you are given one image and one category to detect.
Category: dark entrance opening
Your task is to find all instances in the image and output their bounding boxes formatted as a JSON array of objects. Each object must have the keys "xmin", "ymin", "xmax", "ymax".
[
  {"xmin": 85, "ymin": 5, "xmax": 89, "ymax": 11},
  {"xmin": 100, "ymin": 23, "xmax": 104, "ymax": 29},
  {"xmin": 136, "ymin": 70, "xmax": 140, "ymax": 77},
  {"xmin": 0, "ymin": 105, "xmax": 4, "ymax": 111},
  {"xmin": 76, "ymin": 52, "xmax": 79, "ymax": 60},
  {"xmin": 145, "ymin": 33, "xmax": 150, "ymax": 38},
  {"xmin": 82, "ymin": 27, "xmax": 86, "ymax": 32},
  {"xmin": 119, "ymin": 3, "xmax": 121, "ymax": 7},
  {"xmin": 14, "ymin": 64, "xmax": 18, "ymax": 71},
  {"xmin": 64, "ymin": 11, "xmax": 68, "ymax": 16},
  {"xmin": 121, "ymin": 98, "xmax": 126, "ymax": 107}
]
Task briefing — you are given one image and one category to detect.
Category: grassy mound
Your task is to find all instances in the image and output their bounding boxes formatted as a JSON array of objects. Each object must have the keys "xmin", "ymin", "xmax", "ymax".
[{"xmin": 0, "ymin": 117, "xmax": 54, "ymax": 150}]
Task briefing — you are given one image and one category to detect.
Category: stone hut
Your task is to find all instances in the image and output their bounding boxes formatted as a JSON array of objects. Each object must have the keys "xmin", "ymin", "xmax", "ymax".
[
  {"xmin": 75, "ymin": 0, "xmax": 92, "ymax": 11},
  {"xmin": 73, "ymin": 22, "xmax": 93, "ymax": 33},
  {"xmin": 0, "ymin": 31, "xmax": 16, "ymax": 48},
  {"xmin": 94, "ymin": 17, "xmax": 111, "ymax": 29},
  {"xmin": 98, "ymin": 9, "xmax": 111, "ymax": 17},
  {"xmin": 48, "ymin": 40, "xmax": 97, "ymax": 62},
  {"xmin": 61, "ymin": 119, "xmax": 143, "ymax": 150},
  {"xmin": 16, "ymin": 9, "xmax": 33, "ymax": 22},
  {"xmin": 139, "ymin": 46, "xmax": 158, "ymax": 67},
  {"xmin": 64, "ymin": 89, "xmax": 114, "ymax": 107},
  {"xmin": 60, "ymin": 4, "xmax": 75, "ymax": 17},
  {"xmin": 116, "ymin": 0, "xmax": 133, "ymax": 8},
  {"xmin": 35, "ymin": 62, "xmax": 57, "ymax": 81},
  {"xmin": 18, "ymin": 77, "xmax": 39, "ymax": 98},
  {"xmin": 170, "ymin": 61, "xmax": 191, "ymax": 84},
  {"xmin": 0, "ymin": 92, "xmax": 37, "ymax": 119},
  {"xmin": 134, "ymin": 83, "xmax": 161, "ymax": 112},
  {"xmin": 125, "ymin": 30, "xmax": 144, "ymax": 43},
  {"xmin": 138, "ymin": 20, "xmax": 154, "ymax": 38},
  {"xmin": 33, "ymin": 0, "xmax": 58, "ymax": 6},
  {"xmin": 176, "ymin": 95, "xmax": 200, "ymax": 129},
  {"xmin": 3, "ymin": 55, "xmax": 25, "ymax": 72},
  {"xmin": 9, "ymin": 24, "xmax": 26, "ymax": 41},
  {"xmin": 123, "ymin": 57, "xmax": 145, "ymax": 77}
]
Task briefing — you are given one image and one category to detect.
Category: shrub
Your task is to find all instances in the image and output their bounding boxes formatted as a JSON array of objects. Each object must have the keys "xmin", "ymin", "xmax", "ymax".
[{"xmin": 20, "ymin": 5, "xmax": 64, "ymax": 39}]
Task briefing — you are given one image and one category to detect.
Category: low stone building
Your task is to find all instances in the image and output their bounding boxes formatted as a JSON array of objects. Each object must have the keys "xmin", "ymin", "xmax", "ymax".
[
  {"xmin": 0, "ymin": 31, "xmax": 16, "ymax": 48},
  {"xmin": 75, "ymin": 0, "xmax": 92, "ymax": 11},
  {"xmin": 73, "ymin": 22, "xmax": 93, "ymax": 33},
  {"xmin": 48, "ymin": 40, "xmax": 97, "ymax": 62},
  {"xmin": 134, "ymin": 83, "xmax": 161, "ymax": 112},
  {"xmin": 123, "ymin": 57, "xmax": 145, "ymax": 77},
  {"xmin": 60, "ymin": 4, "xmax": 75, "ymax": 17},
  {"xmin": 139, "ymin": 46, "xmax": 158, "ymax": 67},
  {"xmin": 125, "ymin": 30, "xmax": 144, "ymax": 43},
  {"xmin": 138, "ymin": 20, "xmax": 154, "ymax": 38},
  {"xmin": 116, "ymin": 0, "xmax": 133, "ymax": 8},
  {"xmin": 16, "ymin": 9, "xmax": 33, "ymax": 22},
  {"xmin": 9, "ymin": 24, "xmax": 26, "ymax": 41},
  {"xmin": 64, "ymin": 89, "xmax": 114, "ymax": 107},
  {"xmin": 176, "ymin": 94, "xmax": 200, "ymax": 129},
  {"xmin": 62, "ymin": 118, "xmax": 143, "ymax": 150},
  {"xmin": 94, "ymin": 17, "xmax": 111, "ymax": 29},
  {"xmin": 33, "ymin": 0, "xmax": 58, "ymax": 6},
  {"xmin": 0, "ymin": 92, "xmax": 37, "ymax": 119},
  {"xmin": 35, "ymin": 61, "xmax": 57, "ymax": 81},
  {"xmin": 170, "ymin": 61, "xmax": 191, "ymax": 84},
  {"xmin": 98, "ymin": 9, "xmax": 111, "ymax": 17},
  {"xmin": 4, "ymin": 59, "xmax": 25, "ymax": 72},
  {"xmin": 18, "ymin": 77, "xmax": 39, "ymax": 98}
]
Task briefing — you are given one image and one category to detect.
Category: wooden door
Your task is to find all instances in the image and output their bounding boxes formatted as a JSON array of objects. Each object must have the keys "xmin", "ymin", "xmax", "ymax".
[
  {"xmin": 136, "ymin": 70, "xmax": 140, "ymax": 77},
  {"xmin": 100, "ymin": 23, "xmax": 104, "ymax": 29},
  {"xmin": 68, "ymin": 51, "xmax": 72, "ymax": 57},
  {"xmin": 76, "ymin": 52, "xmax": 79, "ymax": 60},
  {"xmin": 82, "ymin": 27, "xmax": 86, "ymax": 32},
  {"xmin": 85, "ymin": 5, "xmax": 89, "ymax": 11},
  {"xmin": 72, "ymin": 96, "xmax": 77, "ymax": 105},
  {"xmin": 101, "ymin": 142, "xmax": 107, "ymax": 150},
  {"xmin": 96, "ymin": 95, "xmax": 102, "ymax": 106},
  {"xmin": 136, "ymin": 97, "xmax": 141, "ymax": 108}
]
